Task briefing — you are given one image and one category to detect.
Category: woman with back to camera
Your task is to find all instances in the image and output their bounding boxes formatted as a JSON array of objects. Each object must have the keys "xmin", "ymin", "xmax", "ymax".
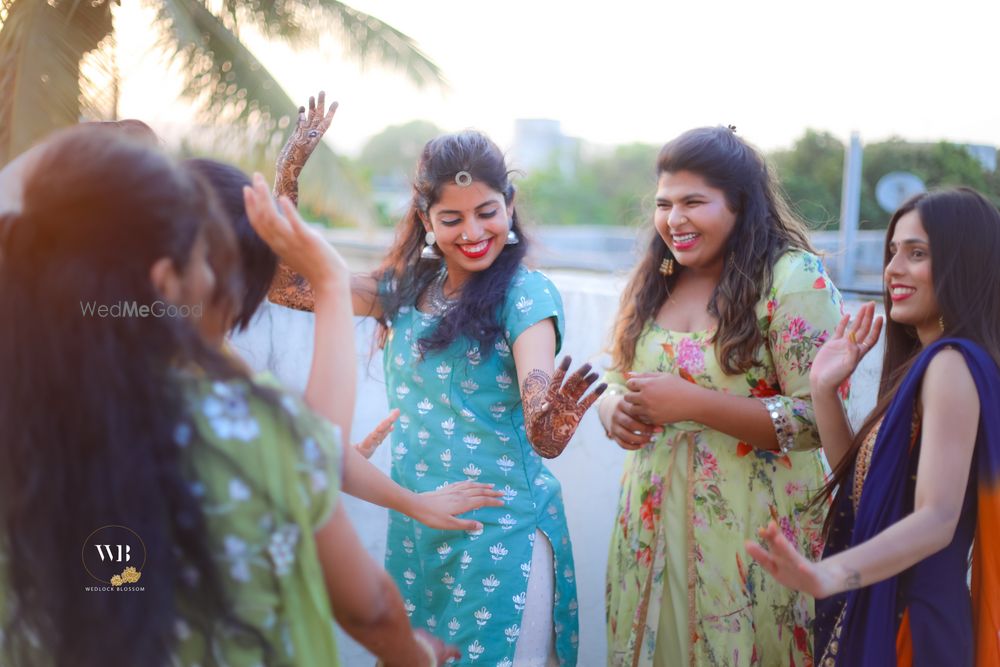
[
  {"xmin": 600, "ymin": 126, "xmax": 845, "ymax": 666},
  {"xmin": 747, "ymin": 188, "xmax": 1000, "ymax": 666},
  {"xmin": 0, "ymin": 125, "xmax": 458, "ymax": 667}
]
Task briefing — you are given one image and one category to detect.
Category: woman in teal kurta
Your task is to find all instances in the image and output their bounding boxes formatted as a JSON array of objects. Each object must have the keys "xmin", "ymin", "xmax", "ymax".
[{"xmin": 382, "ymin": 266, "xmax": 578, "ymax": 665}]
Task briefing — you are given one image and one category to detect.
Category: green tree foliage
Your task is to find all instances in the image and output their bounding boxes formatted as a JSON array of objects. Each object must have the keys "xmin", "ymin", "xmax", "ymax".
[
  {"xmin": 0, "ymin": 0, "xmax": 445, "ymax": 227},
  {"xmin": 770, "ymin": 130, "xmax": 844, "ymax": 229},
  {"xmin": 517, "ymin": 143, "xmax": 658, "ymax": 226}
]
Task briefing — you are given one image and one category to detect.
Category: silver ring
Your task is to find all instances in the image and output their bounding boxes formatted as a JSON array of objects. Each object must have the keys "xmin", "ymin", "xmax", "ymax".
[
  {"xmin": 455, "ymin": 170, "xmax": 473, "ymax": 187},
  {"xmin": 632, "ymin": 430, "xmax": 643, "ymax": 436}
]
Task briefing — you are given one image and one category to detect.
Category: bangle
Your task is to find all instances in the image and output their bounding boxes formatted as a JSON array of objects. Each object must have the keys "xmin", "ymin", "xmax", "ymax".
[
  {"xmin": 760, "ymin": 396, "xmax": 795, "ymax": 455},
  {"xmin": 598, "ymin": 386, "xmax": 625, "ymax": 437},
  {"xmin": 414, "ymin": 632, "xmax": 437, "ymax": 667}
]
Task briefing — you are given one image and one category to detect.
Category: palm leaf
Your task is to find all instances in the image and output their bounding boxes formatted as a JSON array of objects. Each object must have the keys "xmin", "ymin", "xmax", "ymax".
[
  {"xmin": 156, "ymin": 0, "xmax": 376, "ymax": 228},
  {"xmin": 0, "ymin": 0, "xmax": 112, "ymax": 164}
]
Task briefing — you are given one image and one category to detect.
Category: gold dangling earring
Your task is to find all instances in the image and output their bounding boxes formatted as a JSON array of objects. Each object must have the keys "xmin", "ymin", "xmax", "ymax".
[
  {"xmin": 938, "ymin": 315, "xmax": 945, "ymax": 332},
  {"xmin": 659, "ymin": 257, "xmax": 675, "ymax": 276}
]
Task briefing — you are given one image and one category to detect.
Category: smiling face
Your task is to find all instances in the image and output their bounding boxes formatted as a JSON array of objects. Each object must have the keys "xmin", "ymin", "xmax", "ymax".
[
  {"xmin": 653, "ymin": 170, "xmax": 738, "ymax": 277},
  {"xmin": 423, "ymin": 181, "xmax": 511, "ymax": 287},
  {"xmin": 885, "ymin": 209, "xmax": 941, "ymax": 344}
]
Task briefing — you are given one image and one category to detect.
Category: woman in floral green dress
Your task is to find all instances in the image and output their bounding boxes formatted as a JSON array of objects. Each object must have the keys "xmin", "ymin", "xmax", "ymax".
[
  {"xmin": 0, "ymin": 126, "xmax": 456, "ymax": 667},
  {"xmin": 599, "ymin": 127, "xmax": 844, "ymax": 666}
]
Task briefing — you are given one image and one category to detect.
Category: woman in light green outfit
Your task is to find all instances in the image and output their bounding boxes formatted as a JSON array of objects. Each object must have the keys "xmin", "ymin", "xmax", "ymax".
[
  {"xmin": 599, "ymin": 127, "xmax": 844, "ymax": 666},
  {"xmin": 0, "ymin": 126, "xmax": 454, "ymax": 666}
]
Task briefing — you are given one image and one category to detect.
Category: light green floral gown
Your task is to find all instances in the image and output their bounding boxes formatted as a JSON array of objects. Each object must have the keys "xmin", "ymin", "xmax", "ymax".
[
  {"xmin": 605, "ymin": 251, "xmax": 844, "ymax": 667},
  {"xmin": 173, "ymin": 374, "xmax": 344, "ymax": 666}
]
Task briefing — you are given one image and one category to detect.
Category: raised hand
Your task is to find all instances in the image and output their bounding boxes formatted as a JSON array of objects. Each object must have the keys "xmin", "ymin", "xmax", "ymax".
[
  {"xmin": 410, "ymin": 481, "xmax": 505, "ymax": 531},
  {"xmin": 354, "ymin": 409, "xmax": 400, "ymax": 459},
  {"xmin": 273, "ymin": 91, "xmax": 337, "ymax": 205},
  {"xmin": 243, "ymin": 172, "xmax": 347, "ymax": 292},
  {"xmin": 522, "ymin": 356, "xmax": 607, "ymax": 458},
  {"xmin": 810, "ymin": 301, "xmax": 883, "ymax": 393},
  {"xmin": 746, "ymin": 521, "xmax": 840, "ymax": 599}
]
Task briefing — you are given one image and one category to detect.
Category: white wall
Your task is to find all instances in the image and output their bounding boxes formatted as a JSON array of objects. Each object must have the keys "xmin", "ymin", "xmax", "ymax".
[{"xmin": 229, "ymin": 271, "xmax": 882, "ymax": 666}]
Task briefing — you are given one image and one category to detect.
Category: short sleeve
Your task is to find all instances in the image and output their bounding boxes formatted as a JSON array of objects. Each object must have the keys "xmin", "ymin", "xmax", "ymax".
[
  {"xmin": 502, "ymin": 268, "xmax": 565, "ymax": 354},
  {"xmin": 279, "ymin": 394, "xmax": 346, "ymax": 529},
  {"xmin": 760, "ymin": 250, "xmax": 845, "ymax": 452}
]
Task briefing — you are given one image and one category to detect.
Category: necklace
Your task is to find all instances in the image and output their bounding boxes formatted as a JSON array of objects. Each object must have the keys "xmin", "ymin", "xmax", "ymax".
[{"xmin": 426, "ymin": 268, "xmax": 459, "ymax": 315}]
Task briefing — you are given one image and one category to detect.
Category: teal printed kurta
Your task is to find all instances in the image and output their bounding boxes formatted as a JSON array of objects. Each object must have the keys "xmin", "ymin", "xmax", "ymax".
[{"xmin": 382, "ymin": 267, "xmax": 579, "ymax": 666}]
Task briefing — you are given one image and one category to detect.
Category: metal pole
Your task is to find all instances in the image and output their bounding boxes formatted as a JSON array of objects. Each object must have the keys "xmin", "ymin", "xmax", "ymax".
[{"xmin": 839, "ymin": 132, "xmax": 863, "ymax": 288}]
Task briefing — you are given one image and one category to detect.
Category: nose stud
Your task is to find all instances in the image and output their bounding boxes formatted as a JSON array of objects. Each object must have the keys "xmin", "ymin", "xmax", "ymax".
[{"xmin": 461, "ymin": 232, "xmax": 470, "ymax": 241}]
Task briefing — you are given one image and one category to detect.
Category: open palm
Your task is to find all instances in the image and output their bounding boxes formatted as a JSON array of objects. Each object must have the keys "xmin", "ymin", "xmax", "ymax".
[{"xmin": 810, "ymin": 301, "xmax": 883, "ymax": 393}]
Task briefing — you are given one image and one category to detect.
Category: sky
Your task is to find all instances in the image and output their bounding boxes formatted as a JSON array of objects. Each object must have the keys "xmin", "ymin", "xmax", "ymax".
[{"xmin": 116, "ymin": 0, "xmax": 1000, "ymax": 157}]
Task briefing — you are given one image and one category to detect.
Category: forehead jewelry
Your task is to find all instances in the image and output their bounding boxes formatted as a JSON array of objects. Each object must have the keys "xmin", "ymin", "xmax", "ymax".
[{"xmin": 455, "ymin": 170, "xmax": 473, "ymax": 187}]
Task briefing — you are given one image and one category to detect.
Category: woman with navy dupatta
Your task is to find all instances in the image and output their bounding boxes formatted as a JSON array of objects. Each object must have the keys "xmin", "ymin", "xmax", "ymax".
[{"xmin": 746, "ymin": 187, "xmax": 1000, "ymax": 667}]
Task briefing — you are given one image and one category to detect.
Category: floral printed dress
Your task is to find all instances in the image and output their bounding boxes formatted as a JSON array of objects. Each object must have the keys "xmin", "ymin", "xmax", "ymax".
[
  {"xmin": 605, "ymin": 250, "xmax": 844, "ymax": 667},
  {"xmin": 381, "ymin": 266, "xmax": 579, "ymax": 666},
  {"xmin": 173, "ymin": 374, "xmax": 344, "ymax": 666}
]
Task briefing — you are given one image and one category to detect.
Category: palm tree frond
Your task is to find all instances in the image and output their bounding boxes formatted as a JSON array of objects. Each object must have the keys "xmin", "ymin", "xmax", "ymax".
[
  {"xmin": 0, "ymin": 0, "xmax": 112, "ymax": 164},
  {"xmin": 155, "ymin": 0, "xmax": 377, "ymax": 227}
]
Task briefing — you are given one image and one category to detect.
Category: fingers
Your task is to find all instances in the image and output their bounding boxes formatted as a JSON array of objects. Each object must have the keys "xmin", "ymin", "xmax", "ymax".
[
  {"xmin": 550, "ymin": 356, "xmax": 571, "ymax": 389},
  {"xmin": 745, "ymin": 540, "xmax": 775, "ymax": 571},
  {"xmin": 619, "ymin": 394, "xmax": 651, "ymax": 424},
  {"xmin": 833, "ymin": 313, "xmax": 850, "ymax": 339},
  {"xmin": 576, "ymin": 382, "xmax": 607, "ymax": 412},
  {"xmin": 560, "ymin": 362, "xmax": 595, "ymax": 401}
]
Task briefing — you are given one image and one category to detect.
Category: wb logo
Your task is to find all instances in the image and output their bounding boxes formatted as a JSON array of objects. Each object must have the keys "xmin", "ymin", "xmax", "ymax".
[
  {"xmin": 94, "ymin": 544, "xmax": 131, "ymax": 562},
  {"xmin": 82, "ymin": 525, "xmax": 146, "ymax": 587}
]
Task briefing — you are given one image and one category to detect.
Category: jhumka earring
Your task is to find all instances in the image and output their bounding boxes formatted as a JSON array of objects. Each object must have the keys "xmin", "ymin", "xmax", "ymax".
[
  {"xmin": 659, "ymin": 256, "xmax": 675, "ymax": 276},
  {"xmin": 420, "ymin": 230, "xmax": 441, "ymax": 260},
  {"xmin": 505, "ymin": 219, "xmax": 520, "ymax": 245},
  {"xmin": 939, "ymin": 315, "xmax": 946, "ymax": 332}
]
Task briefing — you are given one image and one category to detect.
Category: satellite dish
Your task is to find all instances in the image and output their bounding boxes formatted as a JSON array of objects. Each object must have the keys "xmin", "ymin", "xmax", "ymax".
[{"xmin": 876, "ymin": 171, "xmax": 926, "ymax": 213}]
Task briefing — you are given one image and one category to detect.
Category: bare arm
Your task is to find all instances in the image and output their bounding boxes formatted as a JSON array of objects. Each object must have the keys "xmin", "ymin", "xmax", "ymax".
[
  {"xmin": 315, "ymin": 505, "xmax": 459, "ymax": 666},
  {"xmin": 748, "ymin": 349, "xmax": 979, "ymax": 598},
  {"xmin": 512, "ymin": 321, "xmax": 606, "ymax": 458}
]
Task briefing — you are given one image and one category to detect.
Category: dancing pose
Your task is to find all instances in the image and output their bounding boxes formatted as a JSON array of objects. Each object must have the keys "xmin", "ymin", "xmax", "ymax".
[
  {"xmin": 600, "ymin": 127, "xmax": 844, "ymax": 666},
  {"xmin": 748, "ymin": 188, "xmax": 1000, "ymax": 666},
  {"xmin": 261, "ymin": 95, "xmax": 605, "ymax": 665}
]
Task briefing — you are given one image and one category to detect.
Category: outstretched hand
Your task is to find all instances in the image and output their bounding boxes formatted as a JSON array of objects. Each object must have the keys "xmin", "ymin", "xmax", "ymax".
[
  {"xmin": 273, "ymin": 91, "xmax": 337, "ymax": 203},
  {"xmin": 810, "ymin": 301, "xmax": 883, "ymax": 393},
  {"xmin": 746, "ymin": 521, "xmax": 840, "ymax": 599},
  {"xmin": 523, "ymin": 356, "xmax": 607, "ymax": 458},
  {"xmin": 411, "ymin": 481, "xmax": 505, "ymax": 531},
  {"xmin": 243, "ymin": 172, "xmax": 347, "ymax": 292}
]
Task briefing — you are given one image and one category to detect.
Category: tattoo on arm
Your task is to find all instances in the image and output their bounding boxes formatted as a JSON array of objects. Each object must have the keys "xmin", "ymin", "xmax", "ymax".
[{"xmin": 844, "ymin": 568, "xmax": 862, "ymax": 591}]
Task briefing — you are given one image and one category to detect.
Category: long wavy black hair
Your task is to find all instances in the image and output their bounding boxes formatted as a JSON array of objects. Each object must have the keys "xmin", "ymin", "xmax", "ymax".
[
  {"xmin": 818, "ymin": 187, "xmax": 1000, "ymax": 533},
  {"xmin": 0, "ymin": 126, "xmax": 258, "ymax": 666},
  {"xmin": 610, "ymin": 126, "xmax": 814, "ymax": 374},
  {"xmin": 375, "ymin": 131, "xmax": 528, "ymax": 354}
]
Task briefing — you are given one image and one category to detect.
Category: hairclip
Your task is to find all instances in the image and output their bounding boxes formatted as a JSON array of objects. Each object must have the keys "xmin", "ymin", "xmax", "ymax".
[
  {"xmin": 727, "ymin": 124, "xmax": 737, "ymax": 133},
  {"xmin": 455, "ymin": 170, "xmax": 473, "ymax": 187}
]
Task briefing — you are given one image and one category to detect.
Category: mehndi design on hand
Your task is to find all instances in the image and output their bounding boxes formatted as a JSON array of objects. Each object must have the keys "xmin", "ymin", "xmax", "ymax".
[
  {"xmin": 268, "ymin": 91, "xmax": 336, "ymax": 312},
  {"xmin": 273, "ymin": 91, "xmax": 337, "ymax": 206},
  {"xmin": 522, "ymin": 356, "xmax": 607, "ymax": 458}
]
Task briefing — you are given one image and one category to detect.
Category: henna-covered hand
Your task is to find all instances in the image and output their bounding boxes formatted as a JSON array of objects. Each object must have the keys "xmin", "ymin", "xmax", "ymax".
[
  {"xmin": 522, "ymin": 356, "xmax": 607, "ymax": 458},
  {"xmin": 268, "ymin": 91, "xmax": 336, "ymax": 312},
  {"xmin": 273, "ymin": 90, "xmax": 337, "ymax": 205}
]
